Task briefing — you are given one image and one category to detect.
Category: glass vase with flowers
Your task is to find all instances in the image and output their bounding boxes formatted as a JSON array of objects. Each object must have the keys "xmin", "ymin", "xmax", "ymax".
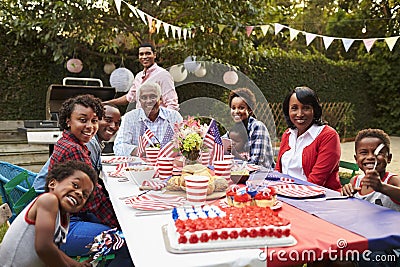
[{"xmin": 173, "ymin": 116, "xmax": 208, "ymax": 165}]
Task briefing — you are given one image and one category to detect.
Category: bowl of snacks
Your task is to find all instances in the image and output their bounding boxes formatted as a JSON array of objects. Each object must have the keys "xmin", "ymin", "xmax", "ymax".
[{"xmin": 125, "ymin": 165, "xmax": 156, "ymax": 186}]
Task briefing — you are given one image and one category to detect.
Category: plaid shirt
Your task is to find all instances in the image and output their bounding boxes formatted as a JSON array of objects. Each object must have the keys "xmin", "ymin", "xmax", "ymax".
[
  {"xmin": 247, "ymin": 117, "xmax": 275, "ymax": 168},
  {"xmin": 49, "ymin": 130, "xmax": 119, "ymax": 228}
]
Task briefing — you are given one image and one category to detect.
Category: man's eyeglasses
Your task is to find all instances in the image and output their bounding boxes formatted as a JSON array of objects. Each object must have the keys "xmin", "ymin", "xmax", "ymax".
[{"xmin": 139, "ymin": 95, "xmax": 158, "ymax": 101}]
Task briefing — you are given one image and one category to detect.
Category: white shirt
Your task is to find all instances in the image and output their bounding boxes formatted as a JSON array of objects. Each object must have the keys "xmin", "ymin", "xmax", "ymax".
[
  {"xmin": 281, "ymin": 124, "xmax": 325, "ymax": 180},
  {"xmin": 113, "ymin": 107, "xmax": 183, "ymax": 156}
]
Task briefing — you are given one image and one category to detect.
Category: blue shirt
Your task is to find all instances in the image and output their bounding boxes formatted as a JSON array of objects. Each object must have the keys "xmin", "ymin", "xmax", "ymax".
[{"xmin": 113, "ymin": 107, "xmax": 183, "ymax": 156}]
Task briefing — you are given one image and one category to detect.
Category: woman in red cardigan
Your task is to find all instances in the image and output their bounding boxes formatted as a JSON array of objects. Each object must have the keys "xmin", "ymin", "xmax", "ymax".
[{"xmin": 275, "ymin": 86, "xmax": 342, "ymax": 191}]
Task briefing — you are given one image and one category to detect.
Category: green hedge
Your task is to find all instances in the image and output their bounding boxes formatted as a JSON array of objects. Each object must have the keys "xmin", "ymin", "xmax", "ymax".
[{"xmin": 0, "ymin": 29, "xmax": 377, "ymax": 137}]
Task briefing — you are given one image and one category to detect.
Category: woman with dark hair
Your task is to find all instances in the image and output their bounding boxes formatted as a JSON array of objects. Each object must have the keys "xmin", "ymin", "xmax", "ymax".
[
  {"xmin": 225, "ymin": 88, "xmax": 275, "ymax": 168},
  {"xmin": 275, "ymin": 86, "xmax": 342, "ymax": 191}
]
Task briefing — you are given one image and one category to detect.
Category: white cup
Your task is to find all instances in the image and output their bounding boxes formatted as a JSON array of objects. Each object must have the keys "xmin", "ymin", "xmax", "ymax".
[
  {"xmin": 156, "ymin": 157, "xmax": 174, "ymax": 180},
  {"xmin": 184, "ymin": 175, "xmax": 210, "ymax": 206},
  {"xmin": 213, "ymin": 160, "xmax": 232, "ymax": 182},
  {"xmin": 200, "ymin": 151, "xmax": 211, "ymax": 166},
  {"xmin": 223, "ymin": 154, "xmax": 235, "ymax": 164},
  {"xmin": 145, "ymin": 147, "xmax": 160, "ymax": 165}
]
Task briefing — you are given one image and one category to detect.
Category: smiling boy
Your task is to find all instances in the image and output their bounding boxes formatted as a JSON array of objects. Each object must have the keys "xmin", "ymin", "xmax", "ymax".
[{"xmin": 341, "ymin": 128, "xmax": 400, "ymax": 211}]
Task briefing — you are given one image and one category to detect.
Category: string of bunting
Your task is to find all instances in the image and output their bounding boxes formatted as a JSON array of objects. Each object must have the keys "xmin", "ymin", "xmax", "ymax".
[{"xmin": 114, "ymin": 0, "xmax": 399, "ymax": 52}]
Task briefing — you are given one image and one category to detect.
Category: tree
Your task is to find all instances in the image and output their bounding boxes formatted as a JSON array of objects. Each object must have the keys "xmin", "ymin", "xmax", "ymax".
[{"xmin": 0, "ymin": 0, "xmax": 289, "ymax": 71}]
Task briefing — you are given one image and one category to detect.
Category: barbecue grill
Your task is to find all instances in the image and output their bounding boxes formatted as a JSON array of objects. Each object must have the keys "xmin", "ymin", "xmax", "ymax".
[{"xmin": 20, "ymin": 77, "xmax": 116, "ymax": 152}]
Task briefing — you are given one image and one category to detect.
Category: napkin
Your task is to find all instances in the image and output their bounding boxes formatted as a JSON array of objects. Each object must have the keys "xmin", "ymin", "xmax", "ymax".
[
  {"xmin": 107, "ymin": 163, "xmax": 128, "ymax": 178},
  {"xmin": 142, "ymin": 180, "xmax": 168, "ymax": 190}
]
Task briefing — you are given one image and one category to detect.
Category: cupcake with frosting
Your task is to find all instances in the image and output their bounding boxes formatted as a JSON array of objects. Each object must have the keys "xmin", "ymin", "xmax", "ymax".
[
  {"xmin": 254, "ymin": 187, "xmax": 277, "ymax": 208},
  {"xmin": 233, "ymin": 192, "xmax": 252, "ymax": 208},
  {"xmin": 226, "ymin": 184, "xmax": 242, "ymax": 206}
]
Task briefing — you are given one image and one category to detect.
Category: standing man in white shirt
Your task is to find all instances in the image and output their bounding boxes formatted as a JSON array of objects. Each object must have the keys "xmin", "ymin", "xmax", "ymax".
[{"xmin": 105, "ymin": 43, "xmax": 179, "ymax": 111}]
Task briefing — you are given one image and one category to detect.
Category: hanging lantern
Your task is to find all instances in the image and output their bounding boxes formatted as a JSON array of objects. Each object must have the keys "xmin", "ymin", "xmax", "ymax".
[
  {"xmin": 169, "ymin": 65, "xmax": 188, "ymax": 82},
  {"xmin": 183, "ymin": 56, "xmax": 201, "ymax": 73},
  {"xmin": 103, "ymin": 63, "xmax": 116, "ymax": 75},
  {"xmin": 66, "ymin": 58, "xmax": 83, "ymax": 73},
  {"xmin": 223, "ymin": 70, "xmax": 239, "ymax": 85},
  {"xmin": 110, "ymin": 67, "xmax": 134, "ymax": 92},
  {"xmin": 194, "ymin": 66, "xmax": 207, "ymax": 78}
]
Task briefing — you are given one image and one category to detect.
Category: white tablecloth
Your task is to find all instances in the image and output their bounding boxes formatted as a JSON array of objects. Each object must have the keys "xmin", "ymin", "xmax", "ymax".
[{"xmin": 102, "ymin": 163, "xmax": 265, "ymax": 267}]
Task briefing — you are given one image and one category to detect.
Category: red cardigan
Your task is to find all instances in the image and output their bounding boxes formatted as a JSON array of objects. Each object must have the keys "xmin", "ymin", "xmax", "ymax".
[{"xmin": 275, "ymin": 125, "xmax": 342, "ymax": 191}]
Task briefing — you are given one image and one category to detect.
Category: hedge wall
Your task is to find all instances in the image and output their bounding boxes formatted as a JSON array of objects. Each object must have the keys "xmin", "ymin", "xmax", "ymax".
[{"xmin": 0, "ymin": 29, "xmax": 375, "ymax": 137}]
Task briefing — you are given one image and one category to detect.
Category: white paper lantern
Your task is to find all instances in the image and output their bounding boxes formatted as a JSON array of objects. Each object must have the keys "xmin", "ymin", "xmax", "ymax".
[
  {"xmin": 223, "ymin": 70, "xmax": 239, "ymax": 85},
  {"xmin": 183, "ymin": 56, "xmax": 201, "ymax": 73},
  {"xmin": 169, "ymin": 65, "xmax": 188, "ymax": 82},
  {"xmin": 110, "ymin": 67, "xmax": 134, "ymax": 92},
  {"xmin": 66, "ymin": 58, "xmax": 83, "ymax": 73},
  {"xmin": 103, "ymin": 63, "xmax": 116, "ymax": 75},
  {"xmin": 194, "ymin": 66, "xmax": 207, "ymax": 77}
]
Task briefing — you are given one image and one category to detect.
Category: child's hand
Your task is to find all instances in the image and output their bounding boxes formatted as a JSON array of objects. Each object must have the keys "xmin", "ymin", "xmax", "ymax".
[
  {"xmin": 341, "ymin": 183, "xmax": 359, "ymax": 197},
  {"xmin": 76, "ymin": 258, "xmax": 93, "ymax": 267},
  {"xmin": 362, "ymin": 169, "xmax": 383, "ymax": 192}
]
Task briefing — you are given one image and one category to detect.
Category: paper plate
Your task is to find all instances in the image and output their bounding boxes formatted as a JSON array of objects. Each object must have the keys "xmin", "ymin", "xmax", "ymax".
[
  {"xmin": 275, "ymin": 184, "xmax": 325, "ymax": 198},
  {"xmin": 125, "ymin": 193, "xmax": 186, "ymax": 211},
  {"xmin": 102, "ymin": 156, "xmax": 138, "ymax": 164}
]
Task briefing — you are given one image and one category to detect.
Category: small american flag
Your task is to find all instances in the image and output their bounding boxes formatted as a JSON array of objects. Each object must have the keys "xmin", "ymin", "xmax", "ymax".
[
  {"xmin": 137, "ymin": 122, "xmax": 155, "ymax": 156},
  {"xmin": 204, "ymin": 119, "xmax": 224, "ymax": 164},
  {"xmin": 158, "ymin": 124, "xmax": 177, "ymax": 158}
]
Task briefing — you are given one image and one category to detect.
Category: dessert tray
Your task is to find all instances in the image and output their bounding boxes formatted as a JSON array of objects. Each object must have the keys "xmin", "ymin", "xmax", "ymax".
[
  {"xmin": 162, "ymin": 225, "xmax": 297, "ymax": 254},
  {"xmin": 275, "ymin": 184, "xmax": 326, "ymax": 198},
  {"xmin": 124, "ymin": 193, "xmax": 186, "ymax": 211}
]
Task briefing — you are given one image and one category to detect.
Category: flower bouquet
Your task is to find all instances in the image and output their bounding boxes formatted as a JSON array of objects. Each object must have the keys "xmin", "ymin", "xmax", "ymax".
[{"xmin": 173, "ymin": 116, "xmax": 208, "ymax": 163}]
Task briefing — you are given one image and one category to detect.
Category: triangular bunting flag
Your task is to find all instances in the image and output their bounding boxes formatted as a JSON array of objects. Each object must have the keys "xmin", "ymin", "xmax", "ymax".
[
  {"xmin": 305, "ymin": 33, "xmax": 317, "ymax": 46},
  {"xmin": 246, "ymin": 26, "xmax": 254, "ymax": 37},
  {"xmin": 274, "ymin": 23, "xmax": 284, "ymax": 35},
  {"xmin": 155, "ymin": 19, "xmax": 162, "ymax": 34},
  {"xmin": 363, "ymin": 38, "xmax": 377, "ymax": 52},
  {"xmin": 147, "ymin": 15, "xmax": 153, "ymax": 31},
  {"xmin": 322, "ymin": 36, "xmax": 335, "ymax": 50},
  {"xmin": 171, "ymin": 26, "xmax": 177, "ymax": 39},
  {"xmin": 342, "ymin": 38, "xmax": 355, "ymax": 52},
  {"xmin": 385, "ymin": 36, "xmax": 399, "ymax": 51},
  {"xmin": 232, "ymin": 26, "xmax": 239, "ymax": 36},
  {"xmin": 183, "ymin": 28, "xmax": 188, "ymax": 40},
  {"xmin": 289, "ymin": 28, "xmax": 300, "ymax": 41},
  {"xmin": 126, "ymin": 3, "xmax": 138, "ymax": 18},
  {"xmin": 218, "ymin": 24, "xmax": 226, "ymax": 34},
  {"xmin": 260, "ymin": 25, "xmax": 270, "ymax": 36},
  {"xmin": 176, "ymin": 27, "xmax": 182, "ymax": 39},
  {"xmin": 163, "ymin": 23, "xmax": 170, "ymax": 37},
  {"xmin": 137, "ymin": 9, "xmax": 147, "ymax": 25},
  {"xmin": 114, "ymin": 0, "xmax": 121, "ymax": 15}
]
